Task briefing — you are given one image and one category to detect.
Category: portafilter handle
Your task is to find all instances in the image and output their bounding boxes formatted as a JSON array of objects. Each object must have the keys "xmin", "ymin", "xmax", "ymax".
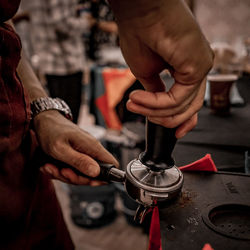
[{"xmin": 140, "ymin": 119, "xmax": 177, "ymax": 171}]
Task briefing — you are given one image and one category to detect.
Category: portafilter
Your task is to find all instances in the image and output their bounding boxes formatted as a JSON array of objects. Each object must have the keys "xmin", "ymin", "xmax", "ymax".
[{"xmin": 35, "ymin": 120, "xmax": 184, "ymax": 223}]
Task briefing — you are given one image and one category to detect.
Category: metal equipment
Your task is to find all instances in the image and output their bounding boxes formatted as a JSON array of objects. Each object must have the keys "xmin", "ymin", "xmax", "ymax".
[{"xmin": 36, "ymin": 120, "xmax": 183, "ymax": 223}]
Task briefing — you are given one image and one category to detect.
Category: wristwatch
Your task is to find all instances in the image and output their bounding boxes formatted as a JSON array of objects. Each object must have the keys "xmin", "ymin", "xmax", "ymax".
[{"xmin": 30, "ymin": 97, "xmax": 73, "ymax": 121}]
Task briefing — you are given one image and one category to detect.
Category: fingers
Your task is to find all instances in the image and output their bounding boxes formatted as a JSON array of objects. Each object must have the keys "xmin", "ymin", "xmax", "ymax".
[
  {"xmin": 175, "ymin": 114, "xmax": 198, "ymax": 138},
  {"xmin": 128, "ymin": 78, "xmax": 206, "ymax": 127},
  {"xmin": 43, "ymin": 129, "xmax": 118, "ymax": 180},
  {"xmin": 41, "ymin": 164, "xmax": 70, "ymax": 183},
  {"xmin": 41, "ymin": 162, "xmax": 109, "ymax": 186},
  {"xmin": 52, "ymin": 144, "xmax": 102, "ymax": 178},
  {"xmin": 128, "ymin": 78, "xmax": 206, "ymax": 136},
  {"xmin": 89, "ymin": 180, "xmax": 108, "ymax": 186},
  {"xmin": 60, "ymin": 168, "xmax": 91, "ymax": 185},
  {"xmin": 40, "ymin": 164, "xmax": 92, "ymax": 185},
  {"xmin": 128, "ymin": 81, "xmax": 199, "ymax": 109},
  {"xmin": 69, "ymin": 129, "xmax": 119, "ymax": 167},
  {"xmin": 60, "ymin": 168, "xmax": 105, "ymax": 186},
  {"xmin": 127, "ymin": 88, "xmax": 197, "ymax": 117},
  {"xmin": 137, "ymin": 75, "xmax": 166, "ymax": 93}
]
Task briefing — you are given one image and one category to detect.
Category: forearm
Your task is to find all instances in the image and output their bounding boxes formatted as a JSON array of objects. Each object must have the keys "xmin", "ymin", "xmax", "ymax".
[{"xmin": 17, "ymin": 50, "xmax": 48, "ymax": 102}]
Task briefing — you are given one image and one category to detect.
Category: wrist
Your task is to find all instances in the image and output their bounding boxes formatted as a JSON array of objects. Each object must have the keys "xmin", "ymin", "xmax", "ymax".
[
  {"xmin": 30, "ymin": 97, "xmax": 73, "ymax": 122},
  {"xmin": 33, "ymin": 109, "xmax": 62, "ymax": 123},
  {"xmin": 32, "ymin": 109, "xmax": 62, "ymax": 133}
]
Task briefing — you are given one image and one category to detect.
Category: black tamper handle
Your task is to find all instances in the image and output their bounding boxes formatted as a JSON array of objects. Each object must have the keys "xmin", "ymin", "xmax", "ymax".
[
  {"xmin": 33, "ymin": 148, "xmax": 125, "ymax": 183},
  {"xmin": 140, "ymin": 119, "xmax": 177, "ymax": 170}
]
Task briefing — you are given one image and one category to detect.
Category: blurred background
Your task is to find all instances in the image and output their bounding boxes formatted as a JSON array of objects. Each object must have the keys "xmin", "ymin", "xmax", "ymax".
[{"xmin": 13, "ymin": 0, "xmax": 250, "ymax": 249}]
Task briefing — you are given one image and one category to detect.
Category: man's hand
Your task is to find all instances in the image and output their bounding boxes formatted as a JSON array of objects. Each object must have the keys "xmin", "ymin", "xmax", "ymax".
[
  {"xmin": 16, "ymin": 29, "xmax": 118, "ymax": 186},
  {"xmin": 109, "ymin": 0, "xmax": 213, "ymax": 138},
  {"xmin": 33, "ymin": 110, "xmax": 118, "ymax": 185}
]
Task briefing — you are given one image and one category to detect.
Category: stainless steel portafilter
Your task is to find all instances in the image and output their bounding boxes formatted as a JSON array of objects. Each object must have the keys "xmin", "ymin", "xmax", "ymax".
[{"xmin": 35, "ymin": 120, "xmax": 183, "ymax": 223}]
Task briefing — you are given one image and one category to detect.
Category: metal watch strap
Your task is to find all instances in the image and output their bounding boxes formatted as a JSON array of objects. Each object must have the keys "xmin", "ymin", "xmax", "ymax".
[{"xmin": 30, "ymin": 97, "xmax": 73, "ymax": 121}]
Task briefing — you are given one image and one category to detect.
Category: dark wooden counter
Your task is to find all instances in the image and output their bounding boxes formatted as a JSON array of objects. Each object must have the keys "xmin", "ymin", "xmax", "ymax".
[
  {"xmin": 159, "ymin": 98, "xmax": 250, "ymax": 249},
  {"xmin": 159, "ymin": 171, "xmax": 250, "ymax": 250}
]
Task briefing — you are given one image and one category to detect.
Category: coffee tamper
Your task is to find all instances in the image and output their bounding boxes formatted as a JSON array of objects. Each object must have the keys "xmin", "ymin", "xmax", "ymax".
[
  {"xmin": 124, "ymin": 120, "xmax": 184, "ymax": 222},
  {"xmin": 36, "ymin": 120, "xmax": 183, "ymax": 223}
]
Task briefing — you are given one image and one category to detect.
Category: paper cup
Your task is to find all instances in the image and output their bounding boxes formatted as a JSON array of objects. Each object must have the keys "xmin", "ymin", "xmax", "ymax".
[{"xmin": 207, "ymin": 74, "xmax": 238, "ymax": 115}]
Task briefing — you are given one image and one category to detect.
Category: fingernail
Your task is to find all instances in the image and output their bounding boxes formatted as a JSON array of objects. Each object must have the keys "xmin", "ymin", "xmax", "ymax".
[
  {"xmin": 45, "ymin": 166, "xmax": 53, "ymax": 175},
  {"xmin": 177, "ymin": 131, "xmax": 187, "ymax": 139},
  {"xmin": 90, "ymin": 181, "xmax": 102, "ymax": 186}
]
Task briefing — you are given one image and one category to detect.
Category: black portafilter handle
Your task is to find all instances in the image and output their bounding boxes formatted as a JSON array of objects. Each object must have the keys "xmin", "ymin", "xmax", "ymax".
[
  {"xmin": 139, "ymin": 119, "xmax": 177, "ymax": 171},
  {"xmin": 33, "ymin": 148, "xmax": 125, "ymax": 183}
]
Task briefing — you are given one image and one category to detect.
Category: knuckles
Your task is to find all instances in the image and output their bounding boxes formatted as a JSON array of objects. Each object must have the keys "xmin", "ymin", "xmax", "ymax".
[{"xmin": 49, "ymin": 138, "xmax": 65, "ymax": 157}]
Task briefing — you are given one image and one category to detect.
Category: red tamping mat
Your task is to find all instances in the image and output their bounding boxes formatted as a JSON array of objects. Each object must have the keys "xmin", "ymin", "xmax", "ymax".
[{"xmin": 148, "ymin": 154, "xmax": 217, "ymax": 250}]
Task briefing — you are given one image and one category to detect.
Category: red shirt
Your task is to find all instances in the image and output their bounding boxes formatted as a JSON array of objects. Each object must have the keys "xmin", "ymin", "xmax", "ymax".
[{"xmin": 0, "ymin": 1, "xmax": 74, "ymax": 249}]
